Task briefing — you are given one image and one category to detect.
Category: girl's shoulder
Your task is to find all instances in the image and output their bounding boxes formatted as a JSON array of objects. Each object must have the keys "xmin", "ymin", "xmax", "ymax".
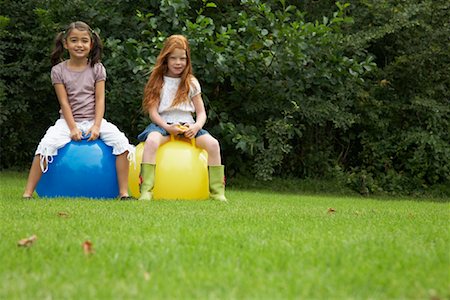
[
  {"xmin": 51, "ymin": 61, "xmax": 104, "ymax": 71},
  {"xmin": 51, "ymin": 60, "xmax": 66, "ymax": 71},
  {"xmin": 189, "ymin": 75, "xmax": 201, "ymax": 87},
  {"xmin": 92, "ymin": 62, "xmax": 106, "ymax": 80},
  {"xmin": 189, "ymin": 74, "xmax": 200, "ymax": 86},
  {"xmin": 188, "ymin": 75, "xmax": 201, "ymax": 96},
  {"xmin": 92, "ymin": 62, "xmax": 105, "ymax": 71},
  {"xmin": 50, "ymin": 61, "xmax": 67, "ymax": 80},
  {"xmin": 93, "ymin": 62, "xmax": 105, "ymax": 68}
]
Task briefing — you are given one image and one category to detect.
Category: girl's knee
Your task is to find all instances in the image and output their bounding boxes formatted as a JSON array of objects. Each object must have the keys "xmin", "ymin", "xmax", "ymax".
[
  {"xmin": 212, "ymin": 138, "xmax": 220, "ymax": 151},
  {"xmin": 117, "ymin": 151, "xmax": 128, "ymax": 158},
  {"xmin": 144, "ymin": 137, "xmax": 160, "ymax": 153},
  {"xmin": 204, "ymin": 137, "xmax": 220, "ymax": 154}
]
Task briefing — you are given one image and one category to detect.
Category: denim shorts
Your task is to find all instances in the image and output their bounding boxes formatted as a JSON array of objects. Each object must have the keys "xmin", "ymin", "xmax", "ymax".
[{"xmin": 137, "ymin": 123, "xmax": 209, "ymax": 141}]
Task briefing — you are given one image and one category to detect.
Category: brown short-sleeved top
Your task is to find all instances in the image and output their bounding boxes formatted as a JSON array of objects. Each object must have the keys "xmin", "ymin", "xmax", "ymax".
[{"xmin": 51, "ymin": 61, "xmax": 106, "ymax": 121}]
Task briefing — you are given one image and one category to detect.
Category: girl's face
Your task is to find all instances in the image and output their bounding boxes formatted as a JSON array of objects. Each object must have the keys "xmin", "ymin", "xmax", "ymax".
[
  {"xmin": 166, "ymin": 48, "xmax": 187, "ymax": 77},
  {"xmin": 64, "ymin": 28, "xmax": 92, "ymax": 61}
]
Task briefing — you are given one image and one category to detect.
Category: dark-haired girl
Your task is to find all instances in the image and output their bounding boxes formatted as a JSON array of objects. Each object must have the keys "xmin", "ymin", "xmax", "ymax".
[{"xmin": 23, "ymin": 21, "xmax": 135, "ymax": 199}]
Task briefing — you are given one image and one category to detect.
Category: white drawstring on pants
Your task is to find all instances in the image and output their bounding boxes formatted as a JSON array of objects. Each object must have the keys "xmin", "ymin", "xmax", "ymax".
[
  {"xmin": 39, "ymin": 154, "xmax": 53, "ymax": 173},
  {"xmin": 127, "ymin": 146, "xmax": 137, "ymax": 170}
]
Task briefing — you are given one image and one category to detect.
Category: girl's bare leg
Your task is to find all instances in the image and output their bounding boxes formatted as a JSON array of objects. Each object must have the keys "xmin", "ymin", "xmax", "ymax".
[
  {"xmin": 142, "ymin": 132, "xmax": 170, "ymax": 164},
  {"xmin": 23, "ymin": 156, "xmax": 43, "ymax": 198},
  {"xmin": 116, "ymin": 152, "xmax": 130, "ymax": 197},
  {"xmin": 195, "ymin": 135, "xmax": 221, "ymax": 165}
]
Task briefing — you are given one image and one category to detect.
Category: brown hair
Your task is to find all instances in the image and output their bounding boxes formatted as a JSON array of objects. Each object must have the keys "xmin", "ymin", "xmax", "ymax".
[
  {"xmin": 142, "ymin": 34, "xmax": 194, "ymax": 113},
  {"xmin": 50, "ymin": 21, "xmax": 103, "ymax": 67}
]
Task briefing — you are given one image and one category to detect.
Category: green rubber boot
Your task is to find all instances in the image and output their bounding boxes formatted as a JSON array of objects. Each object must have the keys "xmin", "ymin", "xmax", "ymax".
[
  {"xmin": 139, "ymin": 163, "xmax": 155, "ymax": 201},
  {"xmin": 209, "ymin": 165, "xmax": 227, "ymax": 202}
]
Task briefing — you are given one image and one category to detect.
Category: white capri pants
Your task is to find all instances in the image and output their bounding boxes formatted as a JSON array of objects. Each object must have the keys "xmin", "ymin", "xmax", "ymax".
[{"xmin": 35, "ymin": 118, "xmax": 135, "ymax": 172}]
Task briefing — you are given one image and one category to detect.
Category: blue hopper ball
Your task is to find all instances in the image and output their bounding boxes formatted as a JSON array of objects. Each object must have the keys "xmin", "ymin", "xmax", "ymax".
[{"xmin": 36, "ymin": 138, "xmax": 119, "ymax": 199}]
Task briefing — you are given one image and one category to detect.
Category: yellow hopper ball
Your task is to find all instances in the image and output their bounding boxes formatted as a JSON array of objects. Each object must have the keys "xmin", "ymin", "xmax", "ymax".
[
  {"xmin": 128, "ymin": 136, "xmax": 209, "ymax": 200},
  {"xmin": 128, "ymin": 142, "xmax": 144, "ymax": 198}
]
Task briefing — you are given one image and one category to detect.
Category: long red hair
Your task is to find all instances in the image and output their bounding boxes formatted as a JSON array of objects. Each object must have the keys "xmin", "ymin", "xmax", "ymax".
[{"xmin": 142, "ymin": 35, "xmax": 194, "ymax": 113}]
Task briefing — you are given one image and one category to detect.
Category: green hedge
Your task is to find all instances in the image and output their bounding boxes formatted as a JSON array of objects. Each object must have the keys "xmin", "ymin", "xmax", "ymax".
[{"xmin": 1, "ymin": 0, "xmax": 449, "ymax": 196}]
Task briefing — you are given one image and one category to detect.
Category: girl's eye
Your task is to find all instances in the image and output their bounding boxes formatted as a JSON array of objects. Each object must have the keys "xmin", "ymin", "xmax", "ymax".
[{"xmin": 68, "ymin": 38, "xmax": 90, "ymax": 43}]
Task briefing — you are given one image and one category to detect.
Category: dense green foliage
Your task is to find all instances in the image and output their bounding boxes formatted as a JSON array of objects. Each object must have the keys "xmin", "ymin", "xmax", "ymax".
[{"xmin": 1, "ymin": 0, "xmax": 449, "ymax": 195}]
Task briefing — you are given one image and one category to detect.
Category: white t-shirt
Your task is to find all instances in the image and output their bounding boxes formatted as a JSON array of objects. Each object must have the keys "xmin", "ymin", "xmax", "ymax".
[{"xmin": 158, "ymin": 76, "xmax": 201, "ymax": 124}]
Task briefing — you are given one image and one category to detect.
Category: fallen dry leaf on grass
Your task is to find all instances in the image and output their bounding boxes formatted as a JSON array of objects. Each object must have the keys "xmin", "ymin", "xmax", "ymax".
[
  {"xmin": 57, "ymin": 211, "xmax": 70, "ymax": 218},
  {"xmin": 17, "ymin": 235, "xmax": 37, "ymax": 247},
  {"xmin": 143, "ymin": 271, "xmax": 151, "ymax": 281},
  {"xmin": 327, "ymin": 208, "xmax": 336, "ymax": 214},
  {"xmin": 82, "ymin": 240, "xmax": 94, "ymax": 255}
]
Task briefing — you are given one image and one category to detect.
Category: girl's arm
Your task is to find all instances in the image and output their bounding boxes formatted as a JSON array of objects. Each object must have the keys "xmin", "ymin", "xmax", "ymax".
[
  {"xmin": 86, "ymin": 80, "xmax": 105, "ymax": 141},
  {"xmin": 184, "ymin": 93, "xmax": 206, "ymax": 139},
  {"xmin": 149, "ymin": 103, "xmax": 185, "ymax": 136},
  {"xmin": 54, "ymin": 83, "xmax": 83, "ymax": 140}
]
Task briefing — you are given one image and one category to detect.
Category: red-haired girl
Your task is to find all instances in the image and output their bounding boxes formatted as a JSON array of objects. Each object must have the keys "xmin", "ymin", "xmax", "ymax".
[{"xmin": 138, "ymin": 35, "xmax": 227, "ymax": 201}]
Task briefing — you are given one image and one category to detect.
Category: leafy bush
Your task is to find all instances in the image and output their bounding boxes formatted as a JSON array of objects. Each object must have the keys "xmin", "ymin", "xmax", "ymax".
[
  {"xmin": 129, "ymin": 1, "xmax": 375, "ymax": 181},
  {"xmin": 343, "ymin": 0, "xmax": 450, "ymax": 193},
  {"xmin": 0, "ymin": 0, "xmax": 448, "ymax": 196}
]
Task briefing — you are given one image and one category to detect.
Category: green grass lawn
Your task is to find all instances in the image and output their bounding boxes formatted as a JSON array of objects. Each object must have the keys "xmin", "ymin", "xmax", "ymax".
[{"xmin": 1, "ymin": 171, "xmax": 449, "ymax": 299}]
